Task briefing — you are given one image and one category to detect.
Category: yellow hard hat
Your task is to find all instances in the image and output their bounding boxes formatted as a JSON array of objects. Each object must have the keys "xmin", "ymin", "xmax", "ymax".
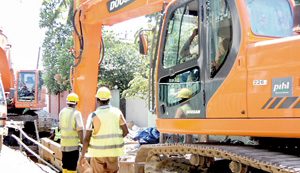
[
  {"xmin": 176, "ymin": 88, "xmax": 192, "ymax": 99},
  {"xmin": 96, "ymin": 87, "xmax": 111, "ymax": 100},
  {"xmin": 66, "ymin": 93, "xmax": 79, "ymax": 104}
]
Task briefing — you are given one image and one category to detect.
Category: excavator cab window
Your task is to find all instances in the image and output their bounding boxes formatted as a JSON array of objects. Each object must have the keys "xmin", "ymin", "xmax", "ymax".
[
  {"xmin": 163, "ymin": 1, "xmax": 199, "ymax": 68},
  {"xmin": 17, "ymin": 72, "xmax": 36, "ymax": 102},
  {"xmin": 246, "ymin": 0, "xmax": 293, "ymax": 37},
  {"xmin": 159, "ymin": 67, "xmax": 200, "ymax": 107},
  {"xmin": 208, "ymin": 0, "xmax": 232, "ymax": 78}
]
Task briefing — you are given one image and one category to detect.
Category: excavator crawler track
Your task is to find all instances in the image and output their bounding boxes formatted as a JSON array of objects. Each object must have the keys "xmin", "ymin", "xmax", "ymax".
[{"xmin": 135, "ymin": 143, "xmax": 300, "ymax": 173}]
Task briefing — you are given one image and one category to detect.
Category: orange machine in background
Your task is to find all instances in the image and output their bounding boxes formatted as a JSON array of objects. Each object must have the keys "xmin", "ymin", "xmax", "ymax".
[
  {"xmin": 72, "ymin": 0, "xmax": 300, "ymax": 172},
  {"xmin": 0, "ymin": 29, "xmax": 50, "ymax": 136}
]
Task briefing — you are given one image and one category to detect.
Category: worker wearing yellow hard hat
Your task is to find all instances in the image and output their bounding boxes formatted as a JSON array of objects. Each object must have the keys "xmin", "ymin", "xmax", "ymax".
[
  {"xmin": 59, "ymin": 93, "xmax": 84, "ymax": 173},
  {"xmin": 175, "ymin": 88, "xmax": 193, "ymax": 119},
  {"xmin": 176, "ymin": 88, "xmax": 193, "ymax": 99},
  {"xmin": 175, "ymin": 88, "xmax": 194, "ymax": 143},
  {"xmin": 79, "ymin": 87, "xmax": 129, "ymax": 173},
  {"xmin": 95, "ymin": 86, "xmax": 112, "ymax": 100}
]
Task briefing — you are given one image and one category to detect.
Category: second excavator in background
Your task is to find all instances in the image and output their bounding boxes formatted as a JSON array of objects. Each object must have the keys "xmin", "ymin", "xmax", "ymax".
[{"xmin": 0, "ymin": 28, "xmax": 51, "ymax": 147}]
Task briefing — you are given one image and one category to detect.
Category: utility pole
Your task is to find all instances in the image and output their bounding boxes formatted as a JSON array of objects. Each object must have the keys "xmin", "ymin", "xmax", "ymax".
[{"xmin": 36, "ymin": 47, "xmax": 41, "ymax": 70}]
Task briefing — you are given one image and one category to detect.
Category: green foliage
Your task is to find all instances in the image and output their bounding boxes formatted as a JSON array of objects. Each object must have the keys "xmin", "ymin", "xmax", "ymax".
[
  {"xmin": 296, "ymin": 0, "xmax": 300, "ymax": 4},
  {"xmin": 122, "ymin": 72, "xmax": 149, "ymax": 100},
  {"xmin": 122, "ymin": 13, "xmax": 160, "ymax": 100},
  {"xmin": 99, "ymin": 29, "xmax": 146, "ymax": 94},
  {"xmin": 40, "ymin": 0, "xmax": 74, "ymax": 94},
  {"xmin": 40, "ymin": 0, "xmax": 158, "ymax": 98}
]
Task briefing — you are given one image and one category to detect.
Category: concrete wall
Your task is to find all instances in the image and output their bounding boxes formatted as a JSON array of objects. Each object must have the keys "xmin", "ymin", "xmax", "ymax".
[
  {"xmin": 49, "ymin": 91, "xmax": 71, "ymax": 120},
  {"xmin": 47, "ymin": 91, "xmax": 157, "ymax": 128},
  {"xmin": 48, "ymin": 90, "xmax": 120, "ymax": 120},
  {"xmin": 110, "ymin": 89, "xmax": 120, "ymax": 109},
  {"xmin": 126, "ymin": 98, "xmax": 156, "ymax": 128}
]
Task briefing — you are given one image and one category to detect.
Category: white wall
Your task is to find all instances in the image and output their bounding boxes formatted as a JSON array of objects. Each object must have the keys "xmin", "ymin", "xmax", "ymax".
[
  {"xmin": 126, "ymin": 98, "xmax": 149, "ymax": 127},
  {"xmin": 110, "ymin": 90, "xmax": 120, "ymax": 109}
]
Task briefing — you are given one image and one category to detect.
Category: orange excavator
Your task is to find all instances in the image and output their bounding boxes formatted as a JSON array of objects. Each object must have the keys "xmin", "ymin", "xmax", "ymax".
[
  {"xmin": 72, "ymin": 0, "xmax": 300, "ymax": 172},
  {"xmin": 0, "ymin": 29, "xmax": 50, "ymax": 148}
]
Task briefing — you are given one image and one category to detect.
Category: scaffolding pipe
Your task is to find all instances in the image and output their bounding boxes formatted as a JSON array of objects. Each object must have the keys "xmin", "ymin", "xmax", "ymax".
[
  {"xmin": 34, "ymin": 120, "xmax": 40, "ymax": 142},
  {"xmin": 11, "ymin": 134, "xmax": 60, "ymax": 173},
  {"xmin": 19, "ymin": 132, "xmax": 23, "ymax": 152},
  {"xmin": 7, "ymin": 122, "xmax": 54, "ymax": 155}
]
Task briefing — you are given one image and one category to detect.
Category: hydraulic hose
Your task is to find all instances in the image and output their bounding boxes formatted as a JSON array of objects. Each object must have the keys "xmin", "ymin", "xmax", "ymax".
[
  {"xmin": 72, "ymin": 8, "xmax": 84, "ymax": 62},
  {"xmin": 98, "ymin": 37, "xmax": 105, "ymax": 65},
  {"xmin": 70, "ymin": 8, "xmax": 84, "ymax": 90}
]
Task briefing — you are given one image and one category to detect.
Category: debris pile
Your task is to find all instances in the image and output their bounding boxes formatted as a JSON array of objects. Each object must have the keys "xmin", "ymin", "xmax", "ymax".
[{"xmin": 121, "ymin": 121, "xmax": 142, "ymax": 162}]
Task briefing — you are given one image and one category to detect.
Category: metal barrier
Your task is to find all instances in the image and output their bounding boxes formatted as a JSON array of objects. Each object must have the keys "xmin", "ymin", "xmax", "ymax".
[
  {"xmin": 6, "ymin": 120, "xmax": 59, "ymax": 172},
  {"xmin": 11, "ymin": 134, "xmax": 60, "ymax": 172}
]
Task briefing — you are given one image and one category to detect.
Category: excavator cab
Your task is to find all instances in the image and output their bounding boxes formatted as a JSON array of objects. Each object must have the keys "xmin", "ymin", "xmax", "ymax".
[{"xmin": 15, "ymin": 70, "xmax": 45, "ymax": 109}]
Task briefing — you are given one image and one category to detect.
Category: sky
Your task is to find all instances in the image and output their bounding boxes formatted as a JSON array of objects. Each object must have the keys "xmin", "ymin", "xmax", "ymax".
[
  {"xmin": 0, "ymin": 0, "xmax": 148, "ymax": 71},
  {"xmin": 0, "ymin": 0, "xmax": 44, "ymax": 70}
]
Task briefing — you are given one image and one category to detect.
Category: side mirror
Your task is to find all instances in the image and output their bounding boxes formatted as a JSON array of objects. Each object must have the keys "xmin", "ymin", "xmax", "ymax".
[
  {"xmin": 139, "ymin": 34, "xmax": 148, "ymax": 55},
  {"xmin": 294, "ymin": 4, "xmax": 300, "ymax": 33}
]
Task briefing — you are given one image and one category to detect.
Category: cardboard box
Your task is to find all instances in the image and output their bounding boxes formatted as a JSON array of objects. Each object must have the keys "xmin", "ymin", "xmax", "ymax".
[
  {"xmin": 40, "ymin": 138, "xmax": 52, "ymax": 161},
  {"xmin": 49, "ymin": 140, "xmax": 62, "ymax": 160},
  {"xmin": 119, "ymin": 161, "xmax": 135, "ymax": 173},
  {"xmin": 51, "ymin": 156, "xmax": 63, "ymax": 171}
]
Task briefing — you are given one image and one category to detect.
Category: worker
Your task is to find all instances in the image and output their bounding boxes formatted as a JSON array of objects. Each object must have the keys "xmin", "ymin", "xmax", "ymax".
[
  {"xmin": 79, "ymin": 87, "xmax": 129, "ymax": 173},
  {"xmin": 25, "ymin": 77, "xmax": 35, "ymax": 91},
  {"xmin": 49, "ymin": 126, "xmax": 61, "ymax": 143},
  {"xmin": 175, "ymin": 88, "xmax": 193, "ymax": 119},
  {"xmin": 59, "ymin": 93, "xmax": 84, "ymax": 173},
  {"xmin": 180, "ymin": 28, "xmax": 199, "ymax": 58},
  {"xmin": 175, "ymin": 88, "xmax": 193, "ymax": 143},
  {"xmin": 213, "ymin": 37, "xmax": 230, "ymax": 69}
]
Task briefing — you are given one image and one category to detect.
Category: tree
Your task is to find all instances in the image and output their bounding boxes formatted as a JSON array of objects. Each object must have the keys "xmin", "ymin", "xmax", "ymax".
[
  {"xmin": 40, "ymin": 0, "xmax": 146, "ymax": 96},
  {"xmin": 98, "ymin": 29, "xmax": 146, "ymax": 94},
  {"xmin": 40, "ymin": 0, "xmax": 74, "ymax": 94},
  {"xmin": 122, "ymin": 14, "xmax": 159, "ymax": 100},
  {"xmin": 296, "ymin": 0, "xmax": 300, "ymax": 4}
]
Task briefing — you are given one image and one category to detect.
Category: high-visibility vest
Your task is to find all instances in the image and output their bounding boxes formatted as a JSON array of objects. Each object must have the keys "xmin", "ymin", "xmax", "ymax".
[
  {"xmin": 88, "ymin": 106, "xmax": 124, "ymax": 157},
  {"xmin": 59, "ymin": 107, "xmax": 80, "ymax": 150},
  {"xmin": 180, "ymin": 104, "xmax": 193, "ymax": 117},
  {"xmin": 54, "ymin": 127, "xmax": 61, "ymax": 141}
]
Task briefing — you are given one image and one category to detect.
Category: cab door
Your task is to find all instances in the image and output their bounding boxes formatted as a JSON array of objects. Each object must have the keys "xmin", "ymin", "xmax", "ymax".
[{"xmin": 156, "ymin": 0, "xmax": 206, "ymax": 119}]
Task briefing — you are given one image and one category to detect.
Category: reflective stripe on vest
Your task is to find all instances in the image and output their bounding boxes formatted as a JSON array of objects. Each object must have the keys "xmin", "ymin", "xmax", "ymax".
[
  {"xmin": 93, "ymin": 134, "xmax": 122, "ymax": 139},
  {"xmin": 60, "ymin": 108, "xmax": 79, "ymax": 148},
  {"xmin": 89, "ymin": 143, "xmax": 124, "ymax": 150},
  {"xmin": 181, "ymin": 104, "xmax": 193, "ymax": 117},
  {"xmin": 54, "ymin": 127, "xmax": 61, "ymax": 141},
  {"xmin": 88, "ymin": 106, "xmax": 125, "ymax": 157}
]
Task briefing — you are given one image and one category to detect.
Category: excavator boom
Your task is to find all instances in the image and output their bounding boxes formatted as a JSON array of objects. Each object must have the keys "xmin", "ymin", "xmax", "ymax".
[
  {"xmin": 80, "ymin": 0, "xmax": 171, "ymax": 25},
  {"xmin": 0, "ymin": 30, "xmax": 14, "ymax": 93},
  {"xmin": 72, "ymin": 0, "xmax": 172, "ymax": 121}
]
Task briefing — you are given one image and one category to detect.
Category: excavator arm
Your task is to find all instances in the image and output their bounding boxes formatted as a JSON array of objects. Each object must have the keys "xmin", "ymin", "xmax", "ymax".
[
  {"xmin": 71, "ymin": 0, "xmax": 172, "ymax": 122},
  {"xmin": 0, "ymin": 30, "xmax": 14, "ymax": 93}
]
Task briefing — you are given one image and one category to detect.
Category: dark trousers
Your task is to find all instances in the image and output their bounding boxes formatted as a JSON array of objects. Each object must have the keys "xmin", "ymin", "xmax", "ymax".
[{"xmin": 62, "ymin": 150, "xmax": 79, "ymax": 171}]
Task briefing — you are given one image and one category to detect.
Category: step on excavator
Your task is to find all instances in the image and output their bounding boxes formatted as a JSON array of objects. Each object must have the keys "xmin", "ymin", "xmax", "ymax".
[{"xmin": 71, "ymin": 0, "xmax": 300, "ymax": 172}]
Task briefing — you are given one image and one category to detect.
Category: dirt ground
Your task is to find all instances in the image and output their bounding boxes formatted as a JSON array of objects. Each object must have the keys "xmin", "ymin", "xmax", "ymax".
[{"xmin": 0, "ymin": 145, "xmax": 56, "ymax": 173}]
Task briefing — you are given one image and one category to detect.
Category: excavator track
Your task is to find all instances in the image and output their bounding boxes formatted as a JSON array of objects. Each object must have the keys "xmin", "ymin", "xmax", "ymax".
[{"xmin": 135, "ymin": 143, "xmax": 300, "ymax": 173}]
